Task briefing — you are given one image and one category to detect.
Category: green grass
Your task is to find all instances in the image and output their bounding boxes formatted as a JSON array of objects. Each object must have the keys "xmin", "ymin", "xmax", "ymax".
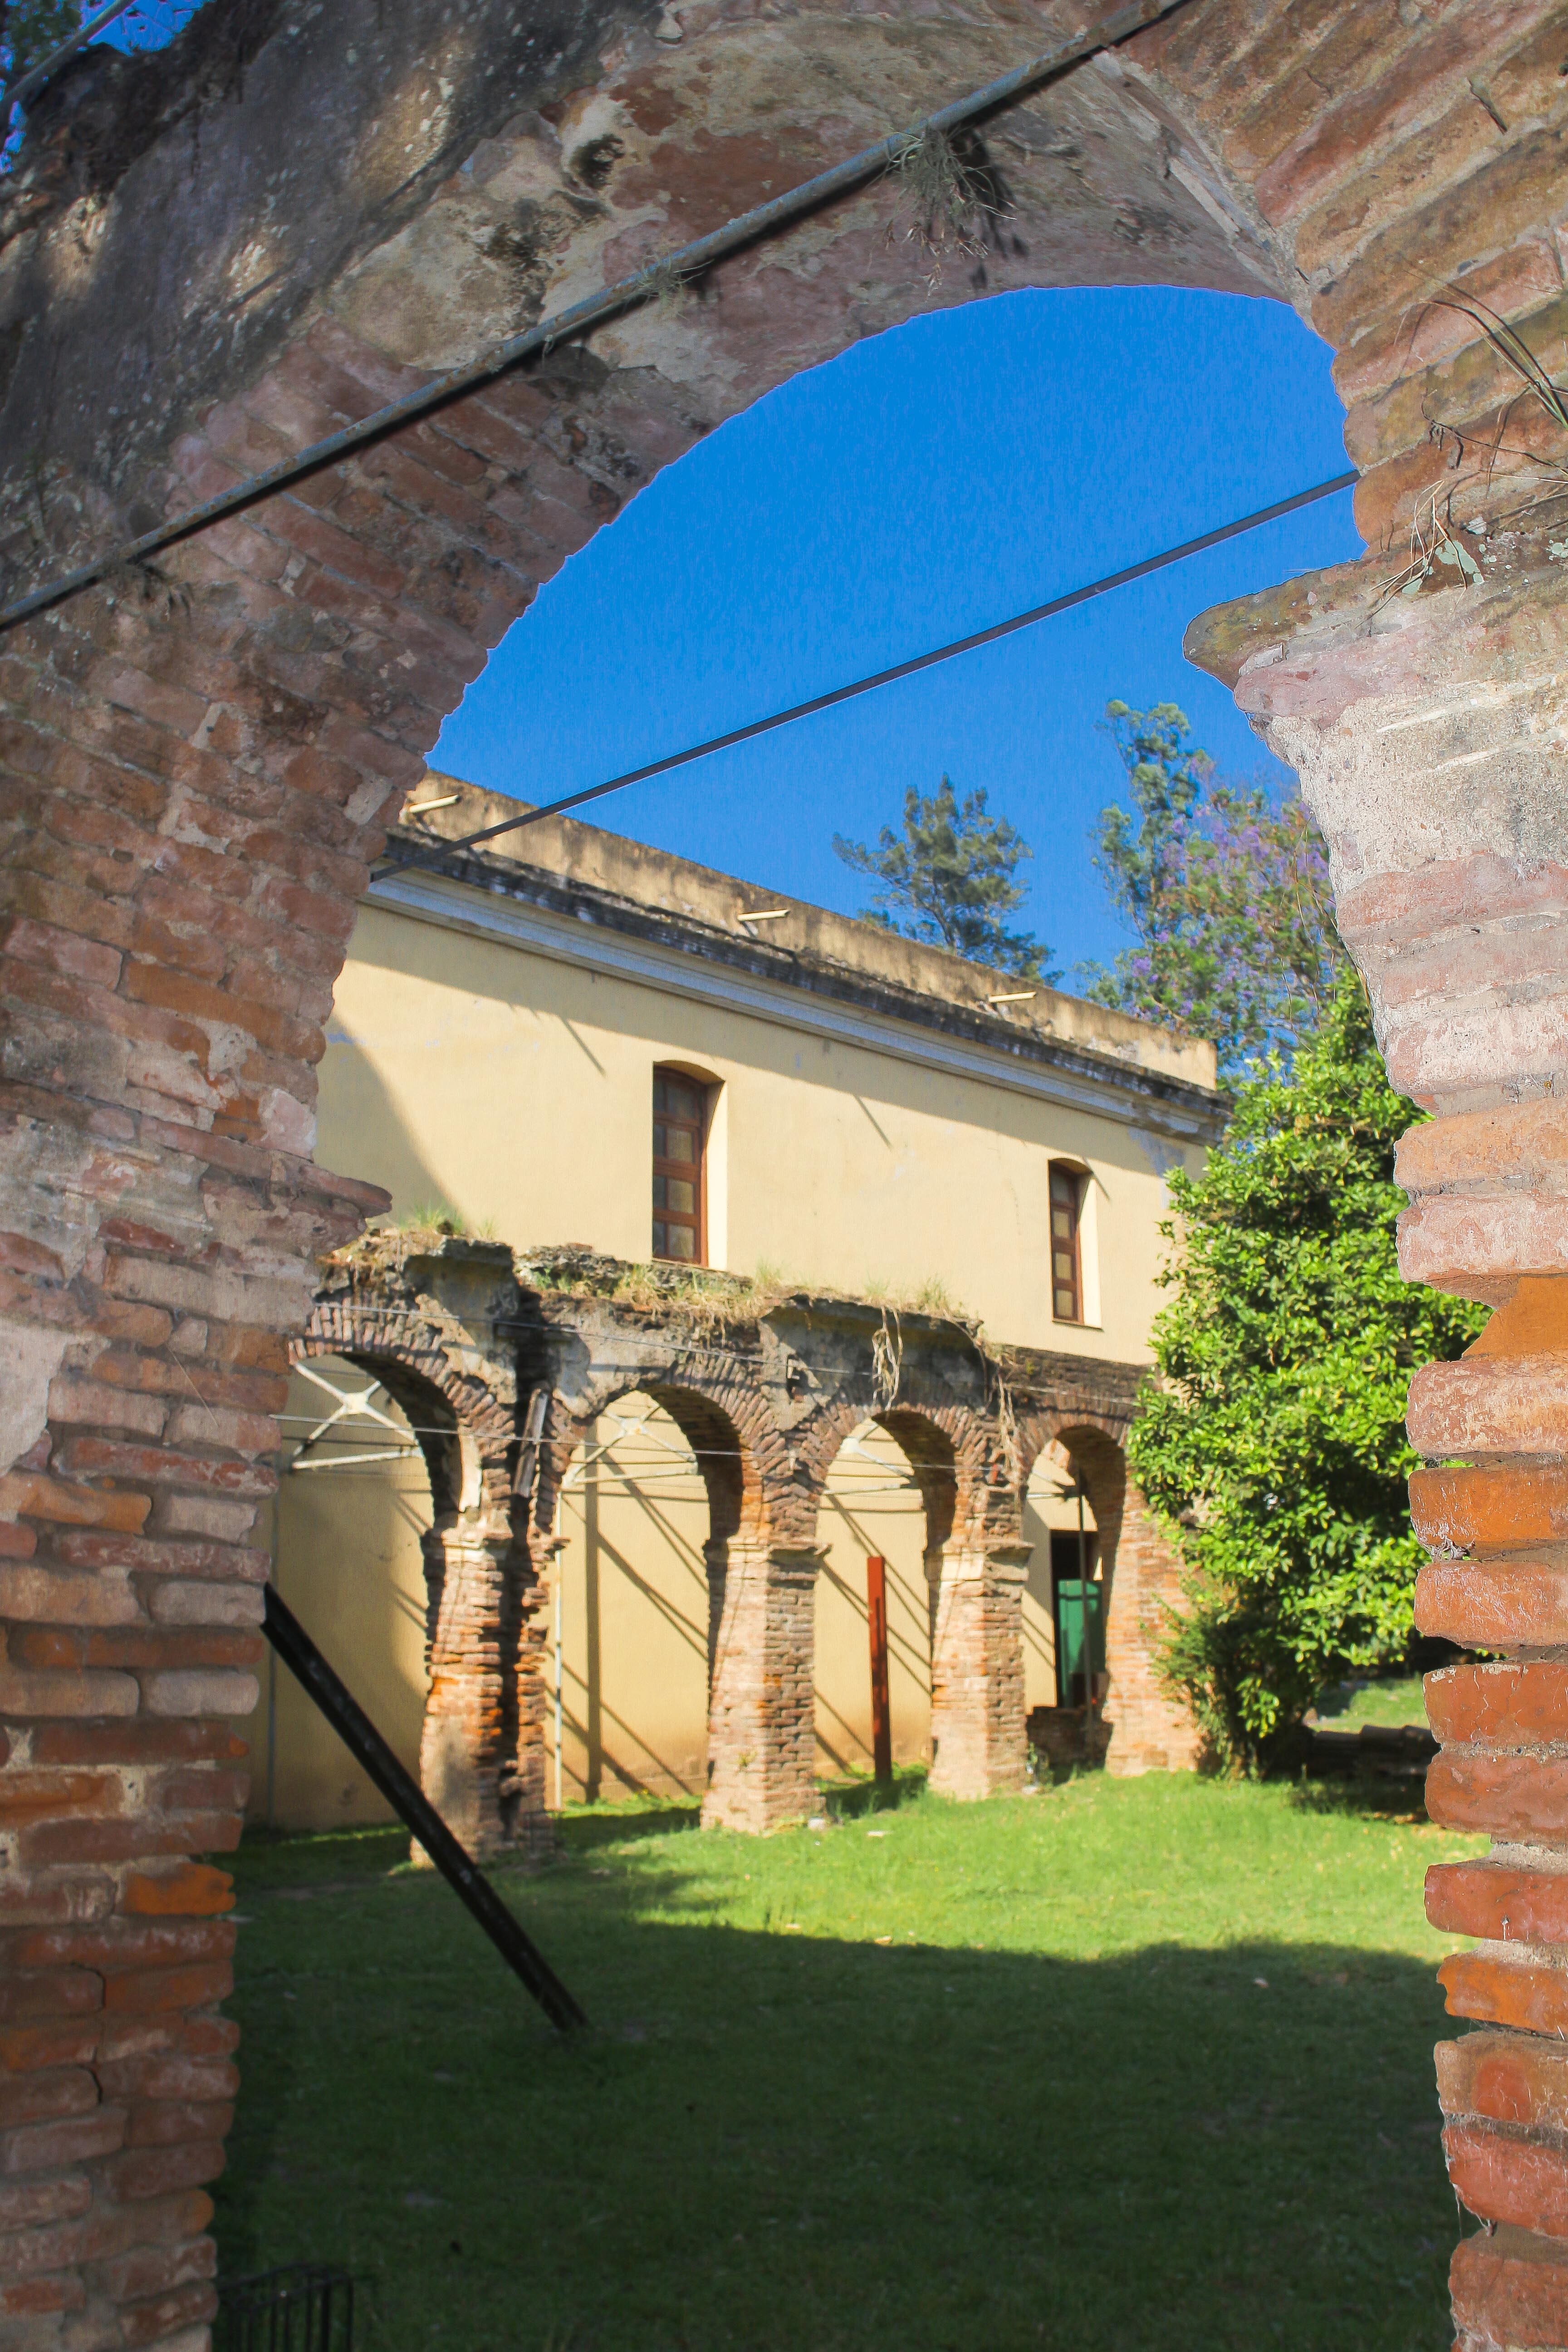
[
  {"xmin": 216, "ymin": 1776, "xmax": 1481, "ymax": 2352},
  {"xmin": 1314, "ymin": 1675, "xmax": 1430, "ymax": 1730}
]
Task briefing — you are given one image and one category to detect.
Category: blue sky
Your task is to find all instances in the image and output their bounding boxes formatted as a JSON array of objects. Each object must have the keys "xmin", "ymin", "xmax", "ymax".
[{"xmin": 436, "ymin": 286, "xmax": 1357, "ymax": 983}]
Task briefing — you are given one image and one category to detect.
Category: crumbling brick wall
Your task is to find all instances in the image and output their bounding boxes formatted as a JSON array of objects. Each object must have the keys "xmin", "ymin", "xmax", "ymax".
[{"xmin": 0, "ymin": 0, "xmax": 1565, "ymax": 2341}]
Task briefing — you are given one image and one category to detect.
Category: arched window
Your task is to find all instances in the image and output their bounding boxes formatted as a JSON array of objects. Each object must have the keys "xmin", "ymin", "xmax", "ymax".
[
  {"xmin": 652, "ymin": 1067, "xmax": 713, "ymax": 1264},
  {"xmin": 1049, "ymin": 1161, "xmax": 1085, "ymax": 1324}
]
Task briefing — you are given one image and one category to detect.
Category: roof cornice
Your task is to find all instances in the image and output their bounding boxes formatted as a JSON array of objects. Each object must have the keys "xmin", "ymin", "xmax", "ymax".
[{"xmin": 365, "ymin": 840, "xmax": 1230, "ymax": 1147}]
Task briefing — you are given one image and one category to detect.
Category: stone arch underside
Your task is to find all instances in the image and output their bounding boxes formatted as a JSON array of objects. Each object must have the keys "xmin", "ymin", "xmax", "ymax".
[{"xmin": 1, "ymin": 3, "xmax": 1567, "ymax": 2346}]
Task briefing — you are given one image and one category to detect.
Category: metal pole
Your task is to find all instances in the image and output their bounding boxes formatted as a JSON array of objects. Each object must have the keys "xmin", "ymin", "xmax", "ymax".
[
  {"xmin": 261, "ymin": 1584, "xmax": 586, "ymax": 2032},
  {"xmin": 866, "ymin": 1555, "xmax": 893, "ymax": 1793},
  {"xmin": 554, "ymin": 1573, "xmax": 564, "ymax": 1814}
]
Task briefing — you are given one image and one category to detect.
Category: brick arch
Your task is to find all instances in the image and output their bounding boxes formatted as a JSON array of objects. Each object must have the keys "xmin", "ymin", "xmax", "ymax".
[
  {"xmin": 2, "ymin": 4, "xmax": 1565, "ymax": 2340},
  {"xmin": 796, "ymin": 1397, "xmax": 1001, "ymax": 1553},
  {"xmin": 298, "ymin": 1296, "xmax": 520, "ymax": 1512},
  {"xmin": 540, "ymin": 1371, "xmax": 784, "ymax": 1551},
  {"xmin": 291, "ymin": 1300, "xmax": 546, "ymax": 1859},
  {"xmin": 1017, "ymin": 1413, "xmax": 1130, "ymax": 1547}
]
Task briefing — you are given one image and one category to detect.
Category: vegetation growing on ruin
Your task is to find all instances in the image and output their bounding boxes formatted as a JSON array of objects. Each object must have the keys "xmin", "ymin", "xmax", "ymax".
[{"xmin": 217, "ymin": 1774, "xmax": 1479, "ymax": 2352}]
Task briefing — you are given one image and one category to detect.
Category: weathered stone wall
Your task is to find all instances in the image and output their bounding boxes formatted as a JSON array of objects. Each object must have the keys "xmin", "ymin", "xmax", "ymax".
[{"xmin": 0, "ymin": 0, "xmax": 1566, "ymax": 2340}]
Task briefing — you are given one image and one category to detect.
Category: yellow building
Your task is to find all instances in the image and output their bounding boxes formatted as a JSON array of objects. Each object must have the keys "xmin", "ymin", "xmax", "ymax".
[{"xmin": 253, "ymin": 777, "xmax": 1223, "ymax": 1829}]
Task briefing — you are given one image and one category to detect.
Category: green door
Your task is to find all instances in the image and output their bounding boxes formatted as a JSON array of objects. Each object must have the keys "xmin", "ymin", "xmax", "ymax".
[{"xmin": 1055, "ymin": 1578, "xmax": 1104, "ymax": 1709}]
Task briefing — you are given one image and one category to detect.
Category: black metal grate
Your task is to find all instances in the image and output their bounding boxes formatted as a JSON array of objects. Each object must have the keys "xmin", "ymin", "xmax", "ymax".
[{"xmin": 215, "ymin": 2265, "xmax": 354, "ymax": 2352}]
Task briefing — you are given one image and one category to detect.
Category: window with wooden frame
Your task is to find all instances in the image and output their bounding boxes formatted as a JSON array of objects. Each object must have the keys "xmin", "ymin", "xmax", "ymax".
[
  {"xmin": 652, "ymin": 1069, "xmax": 710, "ymax": 1264},
  {"xmin": 1049, "ymin": 1162, "xmax": 1085, "ymax": 1324}
]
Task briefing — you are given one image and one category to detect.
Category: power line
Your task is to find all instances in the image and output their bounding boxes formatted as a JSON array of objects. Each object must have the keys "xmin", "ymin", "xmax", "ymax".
[
  {"xmin": 0, "ymin": 0, "xmax": 1194, "ymax": 638},
  {"xmin": 375, "ymin": 469, "xmax": 1357, "ymax": 876}
]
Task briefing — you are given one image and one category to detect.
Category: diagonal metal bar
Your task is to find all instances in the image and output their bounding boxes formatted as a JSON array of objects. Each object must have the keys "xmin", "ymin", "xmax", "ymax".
[{"xmin": 261, "ymin": 1583, "xmax": 586, "ymax": 2032}]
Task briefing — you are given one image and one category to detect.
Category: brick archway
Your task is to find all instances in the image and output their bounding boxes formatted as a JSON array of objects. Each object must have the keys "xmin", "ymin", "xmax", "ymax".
[
  {"xmin": 295, "ymin": 1299, "xmax": 547, "ymax": 1853},
  {"xmin": 2, "ymin": 3, "xmax": 1567, "ymax": 2342}
]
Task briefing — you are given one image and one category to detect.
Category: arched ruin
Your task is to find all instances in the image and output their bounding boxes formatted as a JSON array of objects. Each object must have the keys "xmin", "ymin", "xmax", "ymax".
[{"xmin": 1, "ymin": 3, "xmax": 1565, "ymax": 2342}]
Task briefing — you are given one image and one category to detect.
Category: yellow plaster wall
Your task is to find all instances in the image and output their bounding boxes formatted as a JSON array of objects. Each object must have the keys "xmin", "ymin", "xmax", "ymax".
[
  {"xmin": 243, "ymin": 1357, "xmax": 432, "ymax": 1831},
  {"xmin": 318, "ymin": 902, "xmax": 1198, "ymax": 1359}
]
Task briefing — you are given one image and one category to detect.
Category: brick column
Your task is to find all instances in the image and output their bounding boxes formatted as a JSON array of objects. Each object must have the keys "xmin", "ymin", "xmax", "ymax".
[
  {"xmin": 702, "ymin": 1544, "xmax": 819, "ymax": 1834},
  {"xmin": 1205, "ymin": 566, "xmax": 1568, "ymax": 2352},
  {"xmin": 928, "ymin": 1540, "xmax": 1028, "ymax": 1801},
  {"xmin": 416, "ymin": 1521, "xmax": 510, "ymax": 1857},
  {"xmin": 1102, "ymin": 1482, "xmax": 1201, "ymax": 1777},
  {"xmin": 0, "ymin": 1161, "xmax": 378, "ymax": 2345}
]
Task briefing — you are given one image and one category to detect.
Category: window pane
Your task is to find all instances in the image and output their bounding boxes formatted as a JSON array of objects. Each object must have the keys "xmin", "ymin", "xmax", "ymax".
[
  {"xmin": 1055, "ymin": 1288, "xmax": 1076, "ymax": 1318},
  {"xmin": 667, "ymin": 1225, "xmax": 696, "ymax": 1260},
  {"xmin": 663, "ymin": 1129, "xmax": 694, "ymax": 1164},
  {"xmin": 654, "ymin": 1079, "xmax": 670, "ymax": 1113},
  {"xmin": 668, "ymin": 1082, "xmax": 699, "ymax": 1117},
  {"xmin": 667, "ymin": 1179, "xmax": 695, "ymax": 1213},
  {"xmin": 652, "ymin": 1175, "xmax": 667, "ymax": 1209},
  {"xmin": 652, "ymin": 1219, "xmax": 668, "ymax": 1255}
]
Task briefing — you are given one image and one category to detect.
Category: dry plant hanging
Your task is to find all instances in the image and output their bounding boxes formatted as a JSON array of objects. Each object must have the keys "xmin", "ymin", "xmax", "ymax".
[
  {"xmin": 1379, "ymin": 288, "xmax": 1568, "ymax": 598},
  {"xmin": 887, "ymin": 123, "xmax": 1006, "ymax": 286},
  {"xmin": 872, "ymin": 1307, "xmax": 904, "ymax": 1411}
]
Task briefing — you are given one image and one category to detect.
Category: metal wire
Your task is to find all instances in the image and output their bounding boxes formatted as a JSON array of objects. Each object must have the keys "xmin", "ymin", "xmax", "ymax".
[
  {"xmin": 377, "ymin": 469, "xmax": 1356, "ymax": 873},
  {"xmin": 0, "ymin": 0, "xmax": 1195, "ymax": 637}
]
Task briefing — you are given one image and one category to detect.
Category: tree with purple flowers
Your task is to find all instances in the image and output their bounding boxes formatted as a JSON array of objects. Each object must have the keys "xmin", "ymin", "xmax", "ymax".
[{"xmin": 1078, "ymin": 701, "xmax": 1345, "ymax": 1078}]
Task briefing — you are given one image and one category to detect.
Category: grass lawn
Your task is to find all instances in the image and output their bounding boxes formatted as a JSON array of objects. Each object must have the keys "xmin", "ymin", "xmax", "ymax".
[{"xmin": 215, "ymin": 1774, "xmax": 1482, "ymax": 2352}]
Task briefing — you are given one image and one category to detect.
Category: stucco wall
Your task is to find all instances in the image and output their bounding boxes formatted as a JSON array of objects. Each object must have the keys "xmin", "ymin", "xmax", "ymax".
[{"xmin": 318, "ymin": 898, "xmax": 1196, "ymax": 1360}]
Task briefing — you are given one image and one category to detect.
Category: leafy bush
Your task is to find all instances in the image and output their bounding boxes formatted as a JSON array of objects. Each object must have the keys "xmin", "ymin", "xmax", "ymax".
[{"xmin": 1129, "ymin": 971, "xmax": 1483, "ymax": 1769}]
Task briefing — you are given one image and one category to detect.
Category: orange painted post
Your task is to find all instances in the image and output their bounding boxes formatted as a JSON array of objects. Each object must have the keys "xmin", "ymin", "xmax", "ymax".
[{"xmin": 867, "ymin": 1554, "xmax": 893, "ymax": 1790}]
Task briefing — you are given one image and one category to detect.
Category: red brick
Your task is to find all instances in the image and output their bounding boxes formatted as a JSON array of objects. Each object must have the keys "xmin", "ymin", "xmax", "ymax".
[
  {"xmin": 1452, "ymin": 2228, "xmax": 1568, "ymax": 2352},
  {"xmin": 1446, "ymin": 2121, "xmax": 1568, "ymax": 2236},
  {"xmin": 0, "ymin": 2107, "xmax": 125, "ymax": 2175},
  {"xmin": 101, "ymin": 1963, "xmax": 233, "ymax": 2015},
  {"xmin": 1411, "ymin": 1464, "xmax": 1568, "ymax": 1556},
  {"xmin": 98, "ymin": 2141, "xmax": 226, "ymax": 2202},
  {"xmin": 125, "ymin": 2100, "xmax": 234, "ymax": 2150},
  {"xmin": 1439, "ymin": 1947, "xmax": 1568, "ymax": 2041},
  {"xmin": 1429, "ymin": 1861, "xmax": 1568, "ymax": 1945},
  {"xmin": 118, "ymin": 2277, "xmax": 217, "ymax": 2345},
  {"xmin": 1427, "ymin": 1750, "xmax": 1568, "ymax": 1838},
  {"xmin": 120, "ymin": 1867, "xmax": 234, "ymax": 1919},
  {"xmin": 0, "ymin": 2068, "xmax": 99, "ymax": 2130},
  {"xmin": 30, "ymin": 1722, "xmax": 245, "ymax": 1769},
  {"xmin": 1427, "ymin": 1661, "xmax": 1568, "ymax": 1745},
  {"xmin": 1416, "ymin": 1557, "xmax": 1568, "ymax": 1649}
]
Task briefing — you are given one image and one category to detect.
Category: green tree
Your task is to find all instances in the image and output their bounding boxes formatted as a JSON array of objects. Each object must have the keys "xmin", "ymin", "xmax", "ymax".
[
  {"xmin": 2, "ymin": 0, "xmax": 83, "ymax": 85},
  {"xmin": 833, "ymin": 777, "xmax": 1056, "ymax": 981},
  {"xmin": 1129, "ymin": 970, "xmax": 1483, "ymax": 1770},
  {"xmin": 1081, "ymin": 701, "xmax": 1345, "ymax": 1075}
]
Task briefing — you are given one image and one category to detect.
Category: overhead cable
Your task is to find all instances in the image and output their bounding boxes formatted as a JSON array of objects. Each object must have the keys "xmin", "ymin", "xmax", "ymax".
[
  {"xmin": 0, "ymin": 0, "xmax": 1196, "ymax": 637},
  {"xmin": 374, "ymin": 469, "xmax": 1357, "ymax": 876}
]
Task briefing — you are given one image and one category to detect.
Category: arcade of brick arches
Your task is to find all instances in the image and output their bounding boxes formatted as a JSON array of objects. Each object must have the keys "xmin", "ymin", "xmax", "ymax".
[{"xmin": 0, "ymin": 0, "xmax": 1566, "ymax": 2342}]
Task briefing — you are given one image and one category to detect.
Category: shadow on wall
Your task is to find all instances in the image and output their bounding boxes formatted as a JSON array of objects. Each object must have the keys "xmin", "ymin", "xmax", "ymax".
[
  {"xmin": 214, "ymin": 1858, "xmax": 1456, "ymax": 2351},
  {"xmin": 315, "ymin": 1009, "xmax": 470, "ymax": 1226}
]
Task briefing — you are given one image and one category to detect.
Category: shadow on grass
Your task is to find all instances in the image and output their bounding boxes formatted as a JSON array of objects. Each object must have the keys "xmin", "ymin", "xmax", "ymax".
[
  {"xmin": 216, "ymin": 1836, "xmax": 1458, "ymax": 2352},
  {"xmin": 818, "ymin": 1764, "xmax": 928, "ymax": 1819},
  {"xmin": 555, "ymin": 1800, "xmax": 702, "ymax": 1853}
]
